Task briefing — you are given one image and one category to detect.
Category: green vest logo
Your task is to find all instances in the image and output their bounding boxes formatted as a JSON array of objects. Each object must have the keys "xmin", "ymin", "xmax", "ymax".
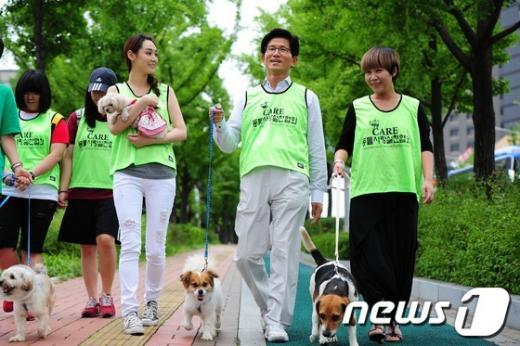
[
  {"xmin": 252, "ymin": 103, "xmax": 298, "ymax": 128},
  {"xmin": 17, "ymin": 131, "xmax": 45, "ymax": 147},
  {"xmin": 78, "ymin": 127, "xmax": 112, "ymax": 149},
  {"xmin": 363, "ymin": 119, "xmax": 410, "ymax": 147}
]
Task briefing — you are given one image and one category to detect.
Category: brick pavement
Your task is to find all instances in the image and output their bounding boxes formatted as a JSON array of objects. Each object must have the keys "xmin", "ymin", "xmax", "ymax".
[{"xmin": 0, "ymin": 245, "xmax": 239, "ymax": 346}]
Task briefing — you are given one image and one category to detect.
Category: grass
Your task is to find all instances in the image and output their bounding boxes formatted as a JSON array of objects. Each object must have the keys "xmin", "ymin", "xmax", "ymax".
[{"xmin": 42, "ymin": 209, "xmax": 217, "ymax": 280}]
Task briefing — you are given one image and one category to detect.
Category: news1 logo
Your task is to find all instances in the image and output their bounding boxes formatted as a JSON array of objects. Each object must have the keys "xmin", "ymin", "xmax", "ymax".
[{"xmin": 344, "ymin": 288, "xmax": 511, "ymax": 337}]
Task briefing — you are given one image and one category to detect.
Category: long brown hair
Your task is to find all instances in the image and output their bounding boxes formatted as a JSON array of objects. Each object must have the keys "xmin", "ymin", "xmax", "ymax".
[{"xmin": 123, "ymin": 34, "xmax": 160, "ymax": 96}]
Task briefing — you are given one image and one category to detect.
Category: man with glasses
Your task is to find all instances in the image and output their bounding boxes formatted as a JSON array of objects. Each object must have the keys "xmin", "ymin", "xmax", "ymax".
[{"xmin": 210, "ymin": 28, "xmax": 327, "ymax": 342}]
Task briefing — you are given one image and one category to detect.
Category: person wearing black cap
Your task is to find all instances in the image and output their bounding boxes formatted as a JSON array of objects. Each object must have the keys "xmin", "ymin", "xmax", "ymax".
[{"xmin": 58, "ymin": 67, "xmax": 119, "ymax": 319}]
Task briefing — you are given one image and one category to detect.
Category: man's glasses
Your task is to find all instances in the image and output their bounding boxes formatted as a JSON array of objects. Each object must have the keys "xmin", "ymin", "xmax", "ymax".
[{"xmin": 266, "ymin": 46, "xmax": 291, "ymax": 55}]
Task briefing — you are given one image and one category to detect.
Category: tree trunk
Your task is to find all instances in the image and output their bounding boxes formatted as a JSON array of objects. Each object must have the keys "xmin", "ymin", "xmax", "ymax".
[
  {"xmin": 430, "ymin": 77, "xmax": 448, "ymax": 185},
  {"xmin": 471, "ymin": 47, "xmax": 495, "ymax": 181},
  {"xmin": 178, "ymin": 165, "xmax": 191, "ymax": 223},
  {"xmin": 34, "ymin": 0, "xmax": 45, "ymax": 71}
]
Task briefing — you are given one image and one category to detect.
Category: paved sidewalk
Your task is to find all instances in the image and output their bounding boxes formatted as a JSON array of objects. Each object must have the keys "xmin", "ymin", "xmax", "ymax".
[
  {"xmin": 2, "ymin": 247, "xmax": 518, "ymax": 345},
  {"xmin": 0, "ymin": 245, "xmax": 238, "ymax": 345}
]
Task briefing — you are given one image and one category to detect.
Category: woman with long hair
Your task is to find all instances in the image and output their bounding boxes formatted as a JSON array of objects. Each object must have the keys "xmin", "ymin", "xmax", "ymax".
[
  {"xmin": 107, "ymin": 34, "xmax": 187, "ymax": 335},
  {"xmin": 58, "ymin": 67, "xmax": 119, "ymax": 319}
]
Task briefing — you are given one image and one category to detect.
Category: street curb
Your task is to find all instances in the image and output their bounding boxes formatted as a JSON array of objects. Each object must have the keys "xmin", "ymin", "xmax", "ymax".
[
  {"xmin": 300, "ymin": 252, "xmax": 519, "ymax": 330},
  {"xmin": 411, "ymin": 276, "xmax": 520, "ymax": 330}
]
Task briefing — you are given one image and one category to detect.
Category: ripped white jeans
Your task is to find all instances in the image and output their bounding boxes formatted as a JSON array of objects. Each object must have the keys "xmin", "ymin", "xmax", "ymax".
[{"xmin": 113, "ymin": 172, "xmax": 176, "ymax": 317}]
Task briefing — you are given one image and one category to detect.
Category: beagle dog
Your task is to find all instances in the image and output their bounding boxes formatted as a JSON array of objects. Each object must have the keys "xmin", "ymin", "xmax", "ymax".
[{"xmin": 301, "ymin": 227, "xmax": 359, "ymax": 346}]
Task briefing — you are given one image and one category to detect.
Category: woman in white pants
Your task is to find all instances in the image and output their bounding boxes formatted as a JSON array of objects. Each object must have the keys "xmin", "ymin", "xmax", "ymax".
[{"xmin": 107, "ymin": 34, "xmax": 187, "ymax": 335}]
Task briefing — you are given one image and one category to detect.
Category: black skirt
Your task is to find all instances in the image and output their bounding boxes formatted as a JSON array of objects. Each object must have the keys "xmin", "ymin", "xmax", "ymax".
[{"xmin": 349, "ymin": 192, "xmax": 419, "ymax": 320}]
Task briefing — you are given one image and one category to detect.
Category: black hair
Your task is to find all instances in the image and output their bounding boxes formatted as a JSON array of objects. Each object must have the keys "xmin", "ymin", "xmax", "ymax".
[
  {"xmin": 260, "ymin": 28, "xmax": 300, "ymax": 57},
  {"xmin": 123, "ymin": 34, "xmax": 160, "ymax": 96},
  {"xmin": 83, "ymin": 91, "xmax": 99, "ymax": 128},
  {"xmin": 0, "ymin": 38, "xmax": 4, "ymax": 59},
  {"xmin": 15, "ymin": 69, "xmax": 52, "ymax": 113}
]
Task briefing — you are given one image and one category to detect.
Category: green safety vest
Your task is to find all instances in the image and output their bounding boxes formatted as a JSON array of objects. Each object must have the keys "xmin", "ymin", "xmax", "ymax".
[
  {"xmin": 240, "ymin": 82, "xmax": 309, "ymax": 177},
  {"xmin": 4, "ymin": 109, "xmax": 62, "ymax": 189},
  {"xmin": 70, "ymin": 109, "xmax": 114, "ymax": 189},
  {"xmin": 111, "ymin": 83, "xmax": 176, "ymax": 174},
  {"xmin": 350, "ymin": 95, "xmax": 423, "ymax": 200}
]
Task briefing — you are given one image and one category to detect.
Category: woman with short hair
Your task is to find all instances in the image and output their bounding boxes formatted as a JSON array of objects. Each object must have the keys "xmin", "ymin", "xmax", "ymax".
[
  {"xmin": 334, "ymin": 47, "xmax": 434, "ymax": 343},
  {"xmin": 0, "ymin": 69, "xmax": 69, "ymax": 313}
]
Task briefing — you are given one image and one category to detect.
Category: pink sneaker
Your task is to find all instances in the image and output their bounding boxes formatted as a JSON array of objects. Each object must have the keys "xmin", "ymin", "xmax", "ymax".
[
  {"xmin": 3, "ymin": 300, "xmax": 13, "ymax": 312},
  {"xmin": 99, "ymin": 294, "xmax": 115, "ymax": 318},
  {"xmin": 81, "ymin": 298, "xmax": 99, "ymax": 318}
]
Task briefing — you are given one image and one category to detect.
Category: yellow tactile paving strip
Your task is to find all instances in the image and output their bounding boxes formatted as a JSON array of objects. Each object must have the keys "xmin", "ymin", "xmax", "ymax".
[{"xmin": 80, "ymin": 246, "xmax": 235, "ymax": 346}]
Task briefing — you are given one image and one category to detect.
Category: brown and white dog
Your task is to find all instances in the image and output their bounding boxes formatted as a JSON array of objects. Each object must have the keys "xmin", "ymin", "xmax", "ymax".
[
  {"xmin": 301, "ymin": 227, "xmax": 359, "ymax": 346},
  {"xmin": 179, "ymin": 255, "xmax": 222, "ymax": 341},
  {"xmin": 0, "ymin": 264, "xmax": 55, "ymax": 342}
]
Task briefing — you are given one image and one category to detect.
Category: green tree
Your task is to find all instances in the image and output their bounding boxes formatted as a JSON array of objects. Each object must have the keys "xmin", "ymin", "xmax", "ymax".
[
  {"xmin": 245, "ymin": 0, "xmax": 473, "ymax": 185},
  {"xmin": 419, "ymin": 0, "xmax": 520, "ymax": 181},
  {"xmin": 0, "ymin": 0, "xmax": 88, "ymax": 71},
  {"xmin": 1, "ymin": 0, "xmax": 242, "ymax": 235}
]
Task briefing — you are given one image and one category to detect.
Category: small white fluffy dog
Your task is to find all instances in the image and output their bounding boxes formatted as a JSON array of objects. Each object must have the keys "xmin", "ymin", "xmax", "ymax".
[
  {"xmin": 97, "ymin": 93, "xmax": 135, "ymax": 124},
  {"xmin": 179, "ymin": 255, "xmax": 222, "ymax": 341},
  {"xmin": 0, "ymin": 264, "xmax": 55, "ymax": 342}
]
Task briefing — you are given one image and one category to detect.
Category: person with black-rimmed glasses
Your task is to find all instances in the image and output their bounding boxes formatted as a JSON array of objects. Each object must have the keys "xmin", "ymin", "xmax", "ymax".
[{"xmin": 210, "ymin": 28, "xmax": 327, "ymax": 342}]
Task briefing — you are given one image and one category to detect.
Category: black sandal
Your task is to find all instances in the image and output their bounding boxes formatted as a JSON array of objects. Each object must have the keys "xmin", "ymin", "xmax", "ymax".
[
  {"xmin": 385, "ymin": 324, "xmax": 403, "ymax": 342},
  {"xmin": 368, "ymin": 324, "xmax": 385, "ymax": 344}
]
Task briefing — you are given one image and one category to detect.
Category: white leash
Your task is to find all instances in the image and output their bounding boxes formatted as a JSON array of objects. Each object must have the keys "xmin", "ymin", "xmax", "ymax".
[{"xmin": 330, "ymin": 174, "xmax": 344, "ymax": 266}]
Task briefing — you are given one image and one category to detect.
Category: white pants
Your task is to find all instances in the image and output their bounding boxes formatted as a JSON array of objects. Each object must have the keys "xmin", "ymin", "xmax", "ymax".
[
  {"xmin": 234, "ymin": 167, "xmax": 309, "ymax": 327},
  {"xmin": 113, "ymin": 172, "xmax": 175, "ymax": 316}
]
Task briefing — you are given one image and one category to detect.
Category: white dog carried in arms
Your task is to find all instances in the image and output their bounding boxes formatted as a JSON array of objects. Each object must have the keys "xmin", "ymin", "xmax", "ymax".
[
  {"xmin": 0, "ymin": 264, "xmax": 56, "ymax": 342},
  {"xmin": 97, "ymin": 94, "xmax": 167, "ymax": 138}
]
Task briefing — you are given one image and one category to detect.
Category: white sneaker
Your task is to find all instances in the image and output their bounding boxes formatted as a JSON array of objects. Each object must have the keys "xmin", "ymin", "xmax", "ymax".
[
  {"xmin": 141, "ymin": 300, "xmax": 159, "ymax": 326},
  {"xmin": 123, "ymin": 312, "xmax": 144, "ymax": 335},
  {"xmin": 265, "ymin": 324, "xmax": 289, "ymax": 342},
  {"xmin": 260, "ymin": 311, "xmax": 267, "ymax": 332}
]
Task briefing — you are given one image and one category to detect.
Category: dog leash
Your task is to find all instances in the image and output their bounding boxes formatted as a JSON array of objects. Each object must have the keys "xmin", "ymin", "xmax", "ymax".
[
  {"xmin": 202, "ymin": 108, "xmax": 217, "ymax": 272},
  {"xmin": 26, "ymin": 186, "xmax": 32, "ymax": 266},
  {"xmin": 1, "ymin": 174, "xmax": 32, "ymax": 265},
  {"xmin": 0, "ymin": 173, "xmax": 15, "ymax": 208},
  {"xmin": 331, "ymin": 175, "xmax": 344, "ymax": 266}
]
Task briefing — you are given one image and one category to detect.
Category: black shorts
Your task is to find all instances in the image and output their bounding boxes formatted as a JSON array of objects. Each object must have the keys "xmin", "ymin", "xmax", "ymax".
[
  {"xmin": 0, "ymin": 196, "xmax": 57, "ymax": 253},
  {"xmin": 58, "ymin": 198, "xmax": 119, "ymax": 245}
]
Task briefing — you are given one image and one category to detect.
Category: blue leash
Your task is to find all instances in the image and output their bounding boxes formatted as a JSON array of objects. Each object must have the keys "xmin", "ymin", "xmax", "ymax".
[
  {"xmin": 1, "ymin": 173, "xmax": 31, "ymax": 265},
  {"xmin": 203, "ymin": 109, "xmax": 215, "ymax": 271},
  {"xmin": 0, "ymin": 173, "xmax": 15, "ymax": 208}
]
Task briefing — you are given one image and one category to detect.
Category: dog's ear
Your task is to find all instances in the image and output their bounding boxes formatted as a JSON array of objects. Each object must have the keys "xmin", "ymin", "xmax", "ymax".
[
  {"xmin": 180, "ymin": 271, "xmax": 192, "ymax": 288},
  {"xmin": 205, "ymin": 270, "xmax": 219, "ymax": 286},
  {"xmin": 341, "ymin": 298, "xmax": 356, "ymax": 326},
  {"xmin": 21, "ymin": 273, "xmax": 32, "ymax": 292},
  {"xmin": 207, "ymin": 270, "xmax": 219, "ymax": 279},
  {"xmin": 315, "ymin": 299, "xmax": 320, "ymax": 315}
]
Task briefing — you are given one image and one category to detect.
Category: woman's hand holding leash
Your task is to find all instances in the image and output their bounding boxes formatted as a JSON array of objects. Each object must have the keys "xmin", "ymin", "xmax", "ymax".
[{"xmin": 333, "ymin": 160, "xmax": 345, "ymax": 177}]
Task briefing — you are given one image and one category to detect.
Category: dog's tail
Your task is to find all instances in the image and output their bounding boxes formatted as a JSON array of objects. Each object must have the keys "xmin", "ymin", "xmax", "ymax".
[
  {"xmin": 300, "ymin": 227, "xmax": 328, "ymax": 266},
  {"xmin": 32, "ymin": 263, "xmax": 48, "ymax": 275}
]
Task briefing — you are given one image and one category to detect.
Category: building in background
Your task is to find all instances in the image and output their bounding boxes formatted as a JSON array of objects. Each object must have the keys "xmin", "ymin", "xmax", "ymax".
[{"xmin": 444, "ymin": 1, "xmax": 520, "ymax": 165}]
